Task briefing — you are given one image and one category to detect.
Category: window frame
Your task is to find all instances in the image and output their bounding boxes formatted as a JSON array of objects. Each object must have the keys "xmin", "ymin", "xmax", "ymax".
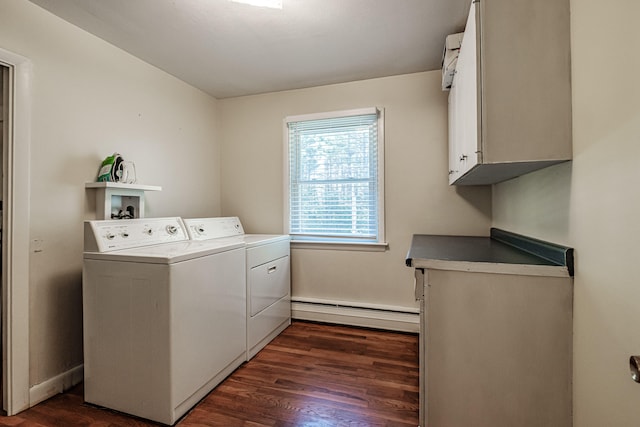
[{"xmin": 283, "ymin": 107, "xmax": 387, "ymax": 251}]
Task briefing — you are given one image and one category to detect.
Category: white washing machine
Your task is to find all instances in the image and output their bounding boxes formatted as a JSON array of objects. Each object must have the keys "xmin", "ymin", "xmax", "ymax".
[
  {"xmin": 82, "ymin": 217, "xmax": 246, "ymax": 425},
  {"xmin": 183, "ymin": 217, "xmax": 291, "ymax": 360}
]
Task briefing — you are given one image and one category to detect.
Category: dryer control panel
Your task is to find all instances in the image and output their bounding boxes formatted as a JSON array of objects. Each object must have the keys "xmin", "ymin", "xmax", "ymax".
[
  {"xmin": 184, "ymin": 217, "xmax": 245, "ymax": 241},
  {"xmin": 84, "ymin": 217, "xmax": 189, "ymax": 252}
]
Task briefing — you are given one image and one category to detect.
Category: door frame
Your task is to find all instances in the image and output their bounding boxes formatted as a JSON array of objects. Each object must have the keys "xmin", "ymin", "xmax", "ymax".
[{"xmin": 0, "ymin": 48, "xmax": 32, "ymax": 416}]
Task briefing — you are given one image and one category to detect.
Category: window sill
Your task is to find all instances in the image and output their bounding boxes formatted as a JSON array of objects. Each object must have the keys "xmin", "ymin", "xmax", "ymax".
[{"xmin": 290, "ymin": 240, "xmax": 389, "ymax": 252}]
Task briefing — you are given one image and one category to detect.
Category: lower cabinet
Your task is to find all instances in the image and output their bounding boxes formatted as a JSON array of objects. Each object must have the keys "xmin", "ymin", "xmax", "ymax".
[{"xmin": 417, "ymin": 268, "xmax": 573, "ymax": 427}]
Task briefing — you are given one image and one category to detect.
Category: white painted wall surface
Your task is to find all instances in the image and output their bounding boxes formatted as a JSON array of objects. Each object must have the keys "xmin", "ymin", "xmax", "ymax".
[
  {"xmin": 0, "ymin": 0, "xmax": 221, "ymax": 389},
  {"xmin": 220, "ymin": 72, "xmax": 491, "ymax": 309},
  {"xmin": 493, "ymin": 0, "xmax": 640, "ymax": 424}
]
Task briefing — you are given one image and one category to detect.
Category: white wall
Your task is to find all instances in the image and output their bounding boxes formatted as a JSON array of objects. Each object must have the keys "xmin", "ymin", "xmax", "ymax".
[
  {"xmin": 493, "ymin": 0, "xmax": 640, "ymax": 424},
  {"xmin": 0, "ymin": 0, "xmax": 222, "ymax": 389},
  {"xmin": 220, "ymin": 71, "xmax": 491, "ymax": 310}
]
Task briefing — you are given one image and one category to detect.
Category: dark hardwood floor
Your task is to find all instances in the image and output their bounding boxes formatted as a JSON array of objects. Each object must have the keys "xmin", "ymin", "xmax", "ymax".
[{"xmin": 0, "ymin": 321, "xmax": 418, "ymax": 426}]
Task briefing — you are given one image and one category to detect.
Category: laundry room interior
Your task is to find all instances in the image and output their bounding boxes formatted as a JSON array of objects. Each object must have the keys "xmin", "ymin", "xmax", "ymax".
[{"xmin": 0, "ymin": 0, "xmax": 638, "ymax": 426}]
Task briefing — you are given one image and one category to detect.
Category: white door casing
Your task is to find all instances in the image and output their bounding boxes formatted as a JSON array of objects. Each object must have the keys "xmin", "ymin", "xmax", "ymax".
[{"xmin": 0, "ymin": 47, "xmax": 32, "ymax": 416}]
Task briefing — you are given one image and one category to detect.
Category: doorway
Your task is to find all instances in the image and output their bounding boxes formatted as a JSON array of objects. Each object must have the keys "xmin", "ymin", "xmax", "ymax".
[{"xmin": 0, "ymin": 48, "xmax": 31, "ymax": 416}]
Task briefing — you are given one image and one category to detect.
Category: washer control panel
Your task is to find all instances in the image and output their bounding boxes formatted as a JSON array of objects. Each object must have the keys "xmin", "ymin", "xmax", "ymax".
[
  {"xmin": 84, "ymin": 217, "xmax": 188, "ymax": 252},
  {"xmin": 184, "ymin": 217, "xmax": 245, "ymax": 241}
]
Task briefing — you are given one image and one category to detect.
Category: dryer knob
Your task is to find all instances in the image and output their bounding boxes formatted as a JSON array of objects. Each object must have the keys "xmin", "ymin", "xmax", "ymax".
[{"xmin": 166, "ymin": 225, "xmax": 178, "ymax": 235}]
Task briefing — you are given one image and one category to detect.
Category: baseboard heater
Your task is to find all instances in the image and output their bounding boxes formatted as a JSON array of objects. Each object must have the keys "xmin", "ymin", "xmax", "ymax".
[{"xmin": 291, "ymin": 297, "xmax": 419, "ymax": 333}]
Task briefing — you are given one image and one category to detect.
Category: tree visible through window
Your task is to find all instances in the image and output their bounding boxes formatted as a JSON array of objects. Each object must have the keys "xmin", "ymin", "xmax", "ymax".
[{"xmin": 285, "ymin": 108, "xmax": 384, "ymax": 243}]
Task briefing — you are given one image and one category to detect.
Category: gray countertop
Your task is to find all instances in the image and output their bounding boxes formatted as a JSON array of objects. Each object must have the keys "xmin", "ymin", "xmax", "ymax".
[{"xmin": 406, "ymin": 231, "xmax": 573, "ymax": 277}]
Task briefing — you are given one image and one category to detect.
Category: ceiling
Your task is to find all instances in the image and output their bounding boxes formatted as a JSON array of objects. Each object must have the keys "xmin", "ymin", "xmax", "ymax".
[{"xmin": 29, "ymin": 0, "xmax": 470, "ymax": 99}]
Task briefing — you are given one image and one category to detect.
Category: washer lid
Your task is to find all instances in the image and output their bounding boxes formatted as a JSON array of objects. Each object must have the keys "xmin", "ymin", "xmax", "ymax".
[
  {"xmin": 242, "ymin": 234, "xmax": 290, "ymax": 247},
  {"xmin": 84, "ymin": 238, "xmax": 245, "ymax": 264}
]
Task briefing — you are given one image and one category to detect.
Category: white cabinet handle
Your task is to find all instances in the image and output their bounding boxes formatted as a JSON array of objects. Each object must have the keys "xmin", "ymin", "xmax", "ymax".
[{"xmin": 268, "ymin": 266, "xmax": 277, "ymax": 274}]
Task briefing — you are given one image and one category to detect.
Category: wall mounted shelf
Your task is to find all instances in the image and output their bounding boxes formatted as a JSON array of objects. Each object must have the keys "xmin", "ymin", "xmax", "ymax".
[{"xmin": 85, "ymin": 182, "xmax": 161, "ymax": 220}]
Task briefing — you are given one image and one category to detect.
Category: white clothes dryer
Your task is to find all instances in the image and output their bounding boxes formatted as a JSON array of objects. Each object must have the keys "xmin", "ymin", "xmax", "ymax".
[
  {"xmin": 183, "ymin": 217, "xmax": 291, "ymax": 360},
  {"xmin": 82, "ymin": 217, "xmax": 246, "ymax": 425}
]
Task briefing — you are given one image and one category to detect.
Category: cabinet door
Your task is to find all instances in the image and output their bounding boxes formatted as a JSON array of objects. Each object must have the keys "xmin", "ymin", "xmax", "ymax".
[
  {"xmin": 447, "ymin": 82, "xmax": 460, "ymax": 184},
  {"xmin": 456, "ymin": 1, "xmax": 480, "ymax": 177}
]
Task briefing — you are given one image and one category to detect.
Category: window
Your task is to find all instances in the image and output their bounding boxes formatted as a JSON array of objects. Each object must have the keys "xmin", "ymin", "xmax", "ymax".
[{"xmin": 285, "ymin": 107, "xmax": 385, "ymax": 248}]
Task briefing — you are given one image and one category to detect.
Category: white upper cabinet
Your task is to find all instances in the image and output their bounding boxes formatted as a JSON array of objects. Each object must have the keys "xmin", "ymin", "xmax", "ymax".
[{"xmin": 448, "ymin": 0, "xmax": 572, "ymax": 186}]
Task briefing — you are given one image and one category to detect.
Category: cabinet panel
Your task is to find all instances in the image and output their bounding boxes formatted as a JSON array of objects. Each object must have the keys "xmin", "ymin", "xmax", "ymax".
[{"xmin": 481, "ymin": 0, "xmax": 572, "ymax": 163}]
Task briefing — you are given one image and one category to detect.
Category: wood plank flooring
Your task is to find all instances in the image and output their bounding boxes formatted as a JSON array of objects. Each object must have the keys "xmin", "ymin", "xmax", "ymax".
[{"xmin": 0, "ymin": 321, "xmax": 418, "ymax": 426}]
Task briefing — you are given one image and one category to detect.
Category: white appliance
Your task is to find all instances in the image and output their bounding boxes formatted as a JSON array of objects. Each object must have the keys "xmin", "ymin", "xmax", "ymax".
[
  {"xmin": 183, "ymin": 217, "xmax": 291, "ymax": 360},
  {"xmin": 82, "ymin": 217, "xmax": 246, "ymax": 425}
]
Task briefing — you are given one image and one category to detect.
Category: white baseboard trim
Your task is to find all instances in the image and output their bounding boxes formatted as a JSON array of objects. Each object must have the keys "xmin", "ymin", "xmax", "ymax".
[
  {"xmin": 30, "ymin": 364, "xmax": 84, "ymax": 407},
  {"xmin": 291, "ymin": 299, "xmax": 419, "ymax": 333}
]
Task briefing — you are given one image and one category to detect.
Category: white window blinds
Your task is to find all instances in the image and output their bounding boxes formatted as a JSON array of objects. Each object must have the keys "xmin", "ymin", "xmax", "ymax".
[{"xmin": 286, "ymin": 108, "xmax": 383, "ymax": 242}]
